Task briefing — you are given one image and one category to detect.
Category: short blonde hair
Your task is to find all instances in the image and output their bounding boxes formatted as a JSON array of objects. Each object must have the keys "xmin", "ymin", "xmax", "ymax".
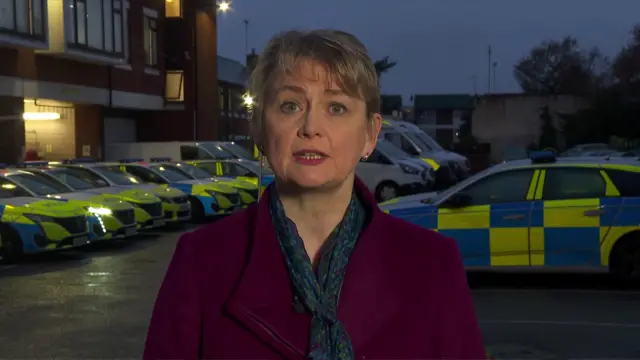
[{"xmin": 248, "ymin": 29, "xmax": 380, "ymax": 135}]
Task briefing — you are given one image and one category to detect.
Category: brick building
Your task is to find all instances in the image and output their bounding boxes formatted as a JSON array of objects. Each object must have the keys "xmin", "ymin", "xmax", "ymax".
[{"xmin": 0, "ymin": 0, "xmax": 219, "ymax": 164}]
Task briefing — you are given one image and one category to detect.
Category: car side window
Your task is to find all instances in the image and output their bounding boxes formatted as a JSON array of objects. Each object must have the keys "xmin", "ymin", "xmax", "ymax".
[
  {"xmin": 364, "ymin": 149, "xmax": 392, "ymax": 165},
  {"xmin": 124, "ymin": 166, "xmax": 166, "ymax": 184},
  {"xmin": 604, "ymin": 169, "xmax": 640, "ymax": 197},
  {"xmin": 542, "ymin": 168, "xmax": 605, "ymax": 200},
  {"xmin": 457, "ymin": 169, "xmax": 535, "ymax": 206},
  {"xmin": 63, "ymin": 168, "xmax": 109, "ymax": 187},
  {"xmin": 0, "ymin": 178, "xmax": 31, "ymax": 197},
  {"xmin": 180, "ymin": 145, "xmax": 213, "ymax": 160}
]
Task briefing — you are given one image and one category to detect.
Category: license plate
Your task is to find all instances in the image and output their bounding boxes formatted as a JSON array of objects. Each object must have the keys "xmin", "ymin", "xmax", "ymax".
[
  {"xmin": 125, "ymin": 227, "xmax": 137, "ymax": 236},
  {"xmin": 153, "ymin": 219, "xmax": 165, "ymax": 227},
  {"xmin": 73, "ymin": 236, "xmax": 89, "ymax": 246}
]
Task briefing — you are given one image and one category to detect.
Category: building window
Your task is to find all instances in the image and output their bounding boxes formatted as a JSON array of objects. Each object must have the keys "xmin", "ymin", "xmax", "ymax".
[
  {"xmin": 165, "ymin": 70, "xmax": 184, "ymax": 102},
  {"xmin": 0, "ymin": 0, "xmax": 46, "ymax": 38},
  {"xmin": 143, "ymin": 13, "xmax": 158, "ymax": 66},
  {"xmin": 219, "ymin": 86, "xmax": 225, "ymax": 110},
  {"xmin": 436, "ymin": 109, "xmax": 454, "ymax": 125},
  {"xmin": 68, "ymin": 0, "xmax": 126, "ymax": 55},
  {"xmin": 165, "ymin": 0, "xmax": 181, "ymax": 17}
]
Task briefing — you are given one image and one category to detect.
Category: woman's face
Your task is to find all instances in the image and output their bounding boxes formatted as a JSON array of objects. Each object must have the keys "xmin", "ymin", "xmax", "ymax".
[{"xmin": 262, "ymin": 60, "xmax": 381, "ymax": 190}]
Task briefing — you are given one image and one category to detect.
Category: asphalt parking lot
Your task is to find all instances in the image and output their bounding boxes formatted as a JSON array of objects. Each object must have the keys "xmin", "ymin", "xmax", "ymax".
[{"xmin": 1, "ymin": 224, "xmax": 639, "ymax": 359}]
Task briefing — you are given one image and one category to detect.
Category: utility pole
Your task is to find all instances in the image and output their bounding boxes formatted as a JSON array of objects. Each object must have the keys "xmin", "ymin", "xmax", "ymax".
[
  {"xmin": 244, "ymin": 19, "xmax": 249, "ymax": 55},
  {"xmin": 492, "ymin": 62, "xmax": 498, "ymax": 93},
  {"xmin": 471, "ymin": 75, "xmax": 477, "ymax": 94},
  {"xmin": 487, "ymin": 45, "xmax": 492, "ymax": 94}
]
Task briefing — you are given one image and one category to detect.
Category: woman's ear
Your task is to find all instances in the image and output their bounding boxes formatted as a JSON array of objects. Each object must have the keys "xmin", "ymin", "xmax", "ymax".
[{"xmin": 364, "ymin": 113, "xmax": 383, "ymax": 155}]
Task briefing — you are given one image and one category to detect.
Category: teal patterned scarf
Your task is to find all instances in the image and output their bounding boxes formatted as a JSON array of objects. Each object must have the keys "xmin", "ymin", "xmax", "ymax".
[{"xmin": 268, "ymin": 184, "xmax": 366, "ymax": 360}]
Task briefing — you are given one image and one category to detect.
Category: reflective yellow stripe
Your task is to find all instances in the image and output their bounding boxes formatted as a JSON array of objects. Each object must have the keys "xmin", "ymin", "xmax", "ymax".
[
  {"xmin": 600, "ymin": 170, "xmax": 620, "ymax": 196},
  {"xmin": 534, "ymin": 170, "xmax": 546, "ymax": 200},
  {"xmin": 421, "ymin": 157, "xmax": 440, "ymax": 171},
  {"xmin": 215, "ymin": 162, "xmax": 223, "ymax": 176},
  {"xmin": 527, "ymin": 170, "xmax": 540, "ymax": 200},
  {"xmin": 253, "ymin": 145, "xmax": 259, "ymax": 159},
  {"xmin": 382, "ymin": 120, "xmax": 391, "ymax": 126},
  {"xmin": 438, "ymin": 205, "xmax": 490, "ymax": 229}
]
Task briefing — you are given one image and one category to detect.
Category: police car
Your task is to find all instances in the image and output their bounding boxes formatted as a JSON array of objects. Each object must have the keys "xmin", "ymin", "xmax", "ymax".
[{"xmin": 380, "ymin": 151, "xmax": 640, "ymax": 281}]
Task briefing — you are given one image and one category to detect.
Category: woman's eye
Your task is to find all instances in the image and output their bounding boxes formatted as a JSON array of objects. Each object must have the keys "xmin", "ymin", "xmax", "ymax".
[
  {"xmin": 280, "ymin": 102, "xmax": 300, "ymax": 113},
  {"xmin": 329, "ymin": 103, "xmax": 347, "ymax": 115}
]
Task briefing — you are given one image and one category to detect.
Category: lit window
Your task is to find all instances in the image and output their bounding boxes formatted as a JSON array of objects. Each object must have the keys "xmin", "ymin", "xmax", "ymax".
[
  {"xmin": 165, "ymin": 0, "xmax": 181, "ymax": 17},
  {"xmin": 165, "ymin": 71, "xmax": 184, "ymax": 102}
]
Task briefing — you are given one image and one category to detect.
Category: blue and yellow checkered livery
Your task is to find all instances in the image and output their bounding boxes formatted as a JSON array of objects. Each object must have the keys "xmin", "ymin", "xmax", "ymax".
[{"xmin": 382, "ymin": 153, "xmax": 640, "ymax": 274}]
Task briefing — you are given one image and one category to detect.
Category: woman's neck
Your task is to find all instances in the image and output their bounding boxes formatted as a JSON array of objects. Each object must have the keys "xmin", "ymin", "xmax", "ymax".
[{"xmin": 277, "ymin": 178, "xmax": 354, "ymax": 261}]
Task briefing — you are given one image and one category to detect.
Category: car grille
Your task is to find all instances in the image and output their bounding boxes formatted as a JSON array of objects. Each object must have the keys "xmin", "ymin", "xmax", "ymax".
[
  {"xmin": 53, "ymin": 216, "xmax": 87, "ymax": 234},
  {"xmin": 248, "ymin": 189, "xmax": 259, "ymax": 200},
  {"xmin": 226, "ymin": 193, "xmax": 241, "ymax": 205},
  {"xmin": 172, "ymin": 195, "xmax": 189, "ymax": 204},
  {"xmin": 138, "ymin": 202, "xmax": 163, "ymax": 217},
  {"xmin": 113, "ymin": 209, "xmax": 135, "ymax": 226}
]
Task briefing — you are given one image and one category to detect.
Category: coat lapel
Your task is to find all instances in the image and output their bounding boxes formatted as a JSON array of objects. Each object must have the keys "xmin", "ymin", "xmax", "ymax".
[
  {"xmin": 224, "ymin": 186, "xmax": 309, "ymax": 358},
  {"xmin": 225, "ymin": 178, "xmax": 400, "ymax": 357},
  {"xmin": 338, "ymin": 178, "xmax": 401, "ymax": 352}
]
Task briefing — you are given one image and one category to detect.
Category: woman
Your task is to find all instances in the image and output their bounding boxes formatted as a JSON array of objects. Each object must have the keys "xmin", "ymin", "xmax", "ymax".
[{"xmin": 144, "ymin": 29, "xmax": 485, "ymax": 359}]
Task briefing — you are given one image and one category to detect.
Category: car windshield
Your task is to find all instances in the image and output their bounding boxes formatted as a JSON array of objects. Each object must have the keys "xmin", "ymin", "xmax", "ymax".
[
  {"xmin": 199, "ymin": 143, "xmax": 235, "ymax": 159},
  {"xmin": 93, "ymin": 166, "xmax": 142, "ymax": 185},
  {"xmin": 171, "ymin": 163, "xmax": 213, "ymax": 179},
  {"xmin": 0, "ymin": 188, "xmax": 13, "ymax": 198},
  {"xmin": 44, "ymin": 169, "xmax": 97, "ymax": 190},
  {"xmin": 424, "ymin": 166, "xmax": 495, "ymax": 204},
  {"xmin": 377, "ymin": 140, "xmax": 410, "ymax": 159},
  {"xmin": 222, "ymin": 143, "xmax": 254, "ymax": 160},
  {"xmin": 149, "ymin": 165, "xmax": 191, "ymax": 181},
  {"xmin": 240, "ymin": 161, "xmax": 274, "ymax": 176},
  {"xmin": 7, "ymin": 173, "xmax": 69, "ymax": 196},
  {"xmin": 408, "ymin": 131, "xmax": 444, "ymax": 152}
]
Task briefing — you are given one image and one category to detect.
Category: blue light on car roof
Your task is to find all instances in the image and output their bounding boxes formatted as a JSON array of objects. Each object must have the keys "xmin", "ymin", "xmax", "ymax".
[
  {"xmin": 15, "ymin": 161, "xmax": 49, "ymax": 168},
  {"xmin": 150, "ymin": 157, "xmax": 172, "ymax": 162},
  {"xmin": 530, "ymin": 151, "xmax": 556, "ymax": 163},
  {"xmin": 62, "ymin": 157, "xmax": 96, "ymax": 164},
  {"xmin": 119, "ymin": 158, "xmax": 144, "ymax": 163}
]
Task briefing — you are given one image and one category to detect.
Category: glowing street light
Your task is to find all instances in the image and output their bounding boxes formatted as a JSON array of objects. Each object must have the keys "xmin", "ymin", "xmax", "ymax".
[
  {"xmin": 217, "ymin": 1, "xmax": 231, "ymax": 13},
  {"xmin": 242, "ymin": 93, "xmax": 253, "ymax": 107}
]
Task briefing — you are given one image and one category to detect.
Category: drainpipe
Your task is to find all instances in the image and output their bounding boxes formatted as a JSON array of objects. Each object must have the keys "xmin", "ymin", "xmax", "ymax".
[{"xmin": 192, "ymin": 10, "xmax": 198, "ymax": 140}]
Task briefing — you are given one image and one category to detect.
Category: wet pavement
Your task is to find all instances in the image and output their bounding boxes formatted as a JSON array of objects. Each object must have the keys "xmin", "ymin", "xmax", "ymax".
[{"xmin": 1, "ymin": 224, "xmax": 639, "ymax": 359}]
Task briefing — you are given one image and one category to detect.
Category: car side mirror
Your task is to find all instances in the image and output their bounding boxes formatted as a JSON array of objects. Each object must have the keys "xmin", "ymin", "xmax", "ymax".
[{"xmin": 441, "ymin": 193, "xmax": 471, "ymax": 208}]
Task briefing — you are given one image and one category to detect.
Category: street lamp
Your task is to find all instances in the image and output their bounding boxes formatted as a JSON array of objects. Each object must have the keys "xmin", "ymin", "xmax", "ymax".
[{"xmin": 217, "ymin": 1, "xmax": 231, "ymax": 13}]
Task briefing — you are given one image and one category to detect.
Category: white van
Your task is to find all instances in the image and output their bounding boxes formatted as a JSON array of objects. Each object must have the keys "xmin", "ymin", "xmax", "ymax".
[
  {"xmin": 356, "ymin": 140, "xmax": 434, "ymax": 202},
  {"xmin": 379, "ymin": 119, "xmax": 470, "ymax": 184},
  {"xmin": 105, "ymin": 142, "xmax": 237, "ymax": 162}
]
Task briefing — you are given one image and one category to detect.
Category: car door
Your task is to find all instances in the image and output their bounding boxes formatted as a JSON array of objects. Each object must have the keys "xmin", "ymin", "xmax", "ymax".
[
  {"xmin": 437, "ymin": 168, "xmax": 537, "ymax": 267},
  {"xmin": 533, "ymin": 167, "xmax": 611, "ymax": 267}
]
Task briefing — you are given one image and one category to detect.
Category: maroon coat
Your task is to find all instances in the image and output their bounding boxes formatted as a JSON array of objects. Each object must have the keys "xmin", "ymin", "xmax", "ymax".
[{"xmin": 144, "ymin": 179, "xmax": 485, "ymax": 359}]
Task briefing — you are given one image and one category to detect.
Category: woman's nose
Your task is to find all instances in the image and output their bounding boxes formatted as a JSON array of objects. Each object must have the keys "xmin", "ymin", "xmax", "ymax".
[{"xmin": 299, "ymin": 107, "xmax": 324, "ymax": 138}]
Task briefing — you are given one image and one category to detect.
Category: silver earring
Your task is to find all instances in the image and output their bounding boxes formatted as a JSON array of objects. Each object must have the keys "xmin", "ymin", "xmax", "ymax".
[{"xmin": 361, "ymin": 153, "xmax": 369, "ymax": 161}]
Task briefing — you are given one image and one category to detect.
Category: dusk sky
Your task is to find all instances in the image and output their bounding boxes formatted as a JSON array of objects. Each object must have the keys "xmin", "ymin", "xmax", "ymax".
[{"xmin": 217, "ymin": 0, "xmax": 640, "ymax": 102}]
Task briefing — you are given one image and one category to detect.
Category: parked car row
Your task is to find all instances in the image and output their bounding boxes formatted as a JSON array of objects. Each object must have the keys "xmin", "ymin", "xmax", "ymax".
[{"xmin": 0, "ymin": 157, "xmax": 274, "ymax": 263}]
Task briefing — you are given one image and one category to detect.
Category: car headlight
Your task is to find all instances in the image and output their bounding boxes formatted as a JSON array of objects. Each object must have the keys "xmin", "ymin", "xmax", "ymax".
[
  {"xmin": 400, "ymin": 164, "xmax": 420, "ymax": 175},
  {"xmin": 24, "ymin": 213, "xmax": 54, "ymax": 223},
  {"xmin": 204, "ymin": 190, "xmax": 219, "ymax": 203},
  {"xmin": 86, "ymin": 206, "xmax": 112, "ymax": 216}
]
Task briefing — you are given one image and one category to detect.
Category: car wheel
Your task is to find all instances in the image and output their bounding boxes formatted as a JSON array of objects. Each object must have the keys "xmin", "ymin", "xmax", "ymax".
[
  {"xmin": 375, "ymin": 182, "xmax": 399, "ymax": 202},
  {"xmin": 609, "ymin": 233, "xmax": 640, "ymax": 285},
  {"xmin": 0, "ymin": 224, "xmax": 23, "ymax": 264},
  {"xmin": 188, "ymin": 196, "xmax": 205, "ymax": 222}
]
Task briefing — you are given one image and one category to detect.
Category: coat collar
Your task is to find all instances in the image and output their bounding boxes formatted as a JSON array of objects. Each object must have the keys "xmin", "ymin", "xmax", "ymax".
[{"xmin": 224, "ymin": 177, "xmax": 400, "ymax": 358}]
